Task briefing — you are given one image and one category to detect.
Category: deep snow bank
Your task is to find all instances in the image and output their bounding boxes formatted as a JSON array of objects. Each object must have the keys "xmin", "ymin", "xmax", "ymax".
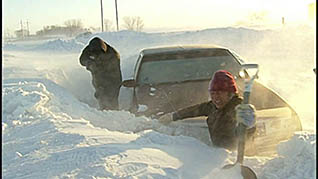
[
  {"xmin": 260, "ymin": 132, "xmax": 316, "ymax": 179},
  {"xmin": 33, "ymin": 39, "xmax": 85, "ymax": 52},
  {"xmin": 2, "ymin": 77, "xmax": 316, "ymax": 178},
  {"xmin": 2, "ymin": 78, "xmax": 236, "ymax": 179}
]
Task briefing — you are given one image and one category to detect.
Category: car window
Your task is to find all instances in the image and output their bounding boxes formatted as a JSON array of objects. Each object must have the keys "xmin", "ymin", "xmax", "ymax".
[{"xmin": 137, "ymin": 51, "xmax": 241, "ymax": 84}]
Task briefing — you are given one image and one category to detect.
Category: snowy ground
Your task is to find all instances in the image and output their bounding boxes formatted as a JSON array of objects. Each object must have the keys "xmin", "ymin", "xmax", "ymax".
[{"xmin": 2, "ymin": 26, "xmax": 316, "ymax": 178}]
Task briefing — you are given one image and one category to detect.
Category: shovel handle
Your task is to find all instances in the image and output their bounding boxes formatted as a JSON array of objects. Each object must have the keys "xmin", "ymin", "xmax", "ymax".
[
  {"xmin": 243, "ymin": 91, "xmax": 250, "ymax": 104},
  {"xmin": 237, "ymin": 65, "xmax": 256, "ymax": 164},
  {"xmin": 222, "ymin": 64, "xmax": 259, "ymax": 178},
  {"xmin": 237, "ymin": 123, "xmax": 247, "ymax": 164},
  {"xmin": 237, "ymin": 91, "xmax": 250, "ymax": 164}
]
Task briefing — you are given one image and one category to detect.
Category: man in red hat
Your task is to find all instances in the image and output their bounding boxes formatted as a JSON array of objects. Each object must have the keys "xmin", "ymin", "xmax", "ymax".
[{"xmin": 158, "ymin": 70, "xmax": 256, "ymax": 150}]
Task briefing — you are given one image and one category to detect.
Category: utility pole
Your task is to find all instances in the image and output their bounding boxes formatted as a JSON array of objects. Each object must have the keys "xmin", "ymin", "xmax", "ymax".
[
  {"xmin": 115, "ymin": 0, "xmax": 119, "ymax": 31},
  {"xmin": 100, "ymin": 0, "xmax": 104, "ymax": 32},
  {"xmin": 20, "ymin": 20, "xmax": 24, "ymax": 38},
  {"xmin": 26, "ymin": 20, "xmax": 30, "ymax": 36}
]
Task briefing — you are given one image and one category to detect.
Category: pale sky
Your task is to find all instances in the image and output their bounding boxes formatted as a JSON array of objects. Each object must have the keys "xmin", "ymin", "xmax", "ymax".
[{"xmin": 2, "ymin": 0, "xmax": 315, "ymax": 34}]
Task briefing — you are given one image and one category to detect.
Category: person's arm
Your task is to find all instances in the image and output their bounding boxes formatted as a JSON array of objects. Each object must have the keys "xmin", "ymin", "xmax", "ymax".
[
  {"xmin": 117, "ymin": 56, "xmax": 122, "ymax": 82},
  {"xmin": 101, "ymin": 46, "xmax": 122, "ymax": 86},
  {"xmin": 173, "ymin": 101, "xmax": 212, "ymax": 121},
  {"xmin": 110, "ymin": 46, "xmax": 122, "ymax": 82},
  {"xmin": 235, "ymin": 104, "xmax": 257, "ymax": 139},
  {"xmin": 158, "ymin": 101, "xmax": 212, "ymax": 125}
]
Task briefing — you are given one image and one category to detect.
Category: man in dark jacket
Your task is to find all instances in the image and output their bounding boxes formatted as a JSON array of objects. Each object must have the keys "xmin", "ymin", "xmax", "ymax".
[
  {"xmin": 158, "ymin": 70, "xmax": 256, "ymax": 150},
  {"xmin": 79, "ymin": 37, "xmax": 122, "ymax": 110}
]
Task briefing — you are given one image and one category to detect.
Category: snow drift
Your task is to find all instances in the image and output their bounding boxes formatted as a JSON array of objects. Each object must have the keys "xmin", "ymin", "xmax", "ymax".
[{"xmin": 2, "ymin": 26, "xmax": 316, "ymax": 178}]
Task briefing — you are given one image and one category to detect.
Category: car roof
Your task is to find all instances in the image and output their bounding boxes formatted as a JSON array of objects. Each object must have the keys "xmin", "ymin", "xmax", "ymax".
[{"xmin": 140, "ymin": 44, "xmax": 227, "ymax": 56}]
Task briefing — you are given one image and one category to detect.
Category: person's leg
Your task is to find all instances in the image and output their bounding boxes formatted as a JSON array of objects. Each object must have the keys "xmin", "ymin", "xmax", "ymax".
[
  {"xmin": 110, "ymin": 87, "xmax": 120, "ymax": 110},
  {"xmin": 95, "ymin": 85, "xmax": 120, "ymax": 110},
  {"xmin": 97, "ymin": 95, "xmax": 113, "ymax": 110}
]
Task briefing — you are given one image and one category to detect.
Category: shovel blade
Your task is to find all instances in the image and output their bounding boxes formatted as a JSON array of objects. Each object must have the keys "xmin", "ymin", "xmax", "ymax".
[
  {"xmin": 241, "ymin": 165, "xmax": 257, "ymax": 179},
  {"xmin": 222, "ymin": 164, "xmax": 257, "ymax": 179}
]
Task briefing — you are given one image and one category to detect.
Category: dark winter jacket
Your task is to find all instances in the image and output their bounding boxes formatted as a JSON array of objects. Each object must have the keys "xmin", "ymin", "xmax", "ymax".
[
  {"xmin": 173, "ymin": 95, "xmax": 256, "ymax": 150},
  {"xmin": 79, "ymin": 37, "xmax": 122, "ymax": 110}
]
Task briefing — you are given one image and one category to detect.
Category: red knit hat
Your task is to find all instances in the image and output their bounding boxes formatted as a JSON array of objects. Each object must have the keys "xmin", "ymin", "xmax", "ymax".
[{"xmin": 208, "ymin": 70, "xmax": 238, "ymax": 93}]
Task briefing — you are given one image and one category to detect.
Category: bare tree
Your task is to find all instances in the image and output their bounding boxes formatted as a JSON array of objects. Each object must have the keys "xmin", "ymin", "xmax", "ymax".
[
  {"xmin": 64, "ymin": 19, "xmax": 83, "ymax": 28},
  {"xmin": 122, "ymin": 16, "xmax": 144, "ymax": 32},
  {"xmin": 122, "ymin": 16, "xmax": 134, "ymax": 31},
  {"xmin": 134, "ymin": 16, "xmax": 144, "ymax": 32},
  {"xmin": 104, "ymin": 19, "xmax": 114, "ymax": 32},
  {"xmin": 64, "ymin": 19, "xmax": 84, "ymax": 36}
]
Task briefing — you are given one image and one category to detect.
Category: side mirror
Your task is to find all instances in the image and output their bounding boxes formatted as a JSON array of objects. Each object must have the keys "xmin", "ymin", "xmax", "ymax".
[
  {"xmin": 122, "ymin": 79, "xmax": 137, "ymax": 87},
  {"xmin": 313, "ymin": 68, "xmax": 316, "ymax": 74}
]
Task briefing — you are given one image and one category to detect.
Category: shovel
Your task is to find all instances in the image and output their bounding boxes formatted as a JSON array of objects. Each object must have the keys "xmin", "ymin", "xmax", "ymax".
[{"xmin": 222, "ymin": 64, "xmax": 259, "ymax": 179}]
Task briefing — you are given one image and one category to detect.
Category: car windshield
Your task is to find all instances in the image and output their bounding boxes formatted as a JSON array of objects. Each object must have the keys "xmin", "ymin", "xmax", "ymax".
[
  {"xmin": 137, "ymin": 49, "xmax": 241, "ymax": 84},
  {"xmin": 229, "ymin": 49, "xmax": 245, "ymax": 64}
]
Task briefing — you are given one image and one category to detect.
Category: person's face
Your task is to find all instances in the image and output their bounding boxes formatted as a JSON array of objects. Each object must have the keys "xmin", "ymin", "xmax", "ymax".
[{"xmin": 210, "ymin": 91, "xmax": 232, "ymax": 109}]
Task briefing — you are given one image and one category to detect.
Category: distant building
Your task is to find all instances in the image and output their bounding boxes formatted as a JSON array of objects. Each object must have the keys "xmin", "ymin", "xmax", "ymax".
[{"xmin": 14, "ymin": 29, "xmax": 30, "ymax": 38}]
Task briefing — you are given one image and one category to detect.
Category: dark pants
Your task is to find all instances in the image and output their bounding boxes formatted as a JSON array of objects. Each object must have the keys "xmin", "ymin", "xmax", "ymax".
[{"xmin": 94, "ymin": 86, "xmax": 120, "ymax": 110}]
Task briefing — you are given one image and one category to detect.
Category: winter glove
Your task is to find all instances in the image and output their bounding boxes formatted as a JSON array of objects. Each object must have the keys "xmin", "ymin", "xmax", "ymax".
[
  {"xmin": 158, "ymin": 112, "xmax": 176, "ymax": 125},
  {"xmin": 235, "ymin": 104, "xmax": 256, "ymax": 129}
]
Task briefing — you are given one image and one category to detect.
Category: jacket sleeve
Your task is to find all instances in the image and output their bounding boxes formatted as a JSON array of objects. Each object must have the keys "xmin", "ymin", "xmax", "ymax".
[
  {"xmin": 112, "ymin": 47, "xmax": 122, "ymax": 82},
  {"xmin": 102, "ymin": 45, "xmax": 122, "ymax": 84},
  {"xmin": 108, "ymin": 56, "xmax": 122, "ymax": 85},
  {"xmin": 174, "ymin": 101, "xmax": 212, "ymax": 121}
]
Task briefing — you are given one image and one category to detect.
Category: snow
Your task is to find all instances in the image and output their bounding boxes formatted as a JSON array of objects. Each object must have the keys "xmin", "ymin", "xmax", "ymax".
[
  {"xmin": 261, "ymin": 132, "xmax": 316, "ymax": 179},
  {"xmin": 2, "ymin": 26, "xmax": 316, "ymax": 179}
]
